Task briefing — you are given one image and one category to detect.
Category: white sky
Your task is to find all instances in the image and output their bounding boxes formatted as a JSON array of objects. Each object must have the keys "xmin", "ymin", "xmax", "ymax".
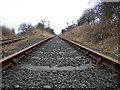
[{"xmin": 0, "ymin": 0, "xmax": 95, "ymax": 34}]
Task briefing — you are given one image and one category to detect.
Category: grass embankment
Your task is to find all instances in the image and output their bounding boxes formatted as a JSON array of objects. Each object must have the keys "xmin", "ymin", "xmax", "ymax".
[
  {"xmin": 29, "ymin": 29, "xmax": 55, "ymax": 38},
  {"xmin": 17, "ymin": 29, "xmax": 55, "ymax": 39},
  {"xmin": 0, "ymin": 24, "xmax": 55, "ymax": 40},
  {"xmin": 1, "ymin": 28, "xmax": 55, "ymax": 53},
  {"xmin": 0, "ymin": 26, "xmax": 15, "ymax": 40},
  {"xmin": 61, "ymin": 21, "xmax": 119, "ymax": 57}
]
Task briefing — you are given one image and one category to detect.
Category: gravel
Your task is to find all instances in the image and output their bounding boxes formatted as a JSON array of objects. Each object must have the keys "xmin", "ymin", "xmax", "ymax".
[
  {"xmin": 2, "ymin": 37, "xmax": 120, "ymax": 89},
  {"xmin": 2, "ymin": 38, "xmax": 45, "ymax": 58}
]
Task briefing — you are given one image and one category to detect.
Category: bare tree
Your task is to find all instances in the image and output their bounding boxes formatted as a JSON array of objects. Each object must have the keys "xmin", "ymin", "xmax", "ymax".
[
  {"xmin": 18, "ymin": 23, "xmax": 33, "ymax": 34},
  {"xmin": 78, "ymin": 8, "xmax": 96, "ymax": 25},
  {"xmin": 95, "ymin": 2, "xmax": 120, "ymax": 22}
]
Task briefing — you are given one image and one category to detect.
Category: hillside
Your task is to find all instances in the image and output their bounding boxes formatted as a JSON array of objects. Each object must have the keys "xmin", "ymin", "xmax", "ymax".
[
  {"xmin": 0, "ymin": 25, "xmax": 55, "ymax": 41},
  {"xmin": 27, "ymin": 29, "xmax": 55, "ymax": 38},
  {"xmin": 60, "ymin": 20, "xmax": 119, "ymax": 56},
  {"xmin": 17, "ymin": 29, "xmax": 55, "ymax": 39},
  {"xmin": 0, "ymin": 25, "xmax": 15, "ymax": 40}
]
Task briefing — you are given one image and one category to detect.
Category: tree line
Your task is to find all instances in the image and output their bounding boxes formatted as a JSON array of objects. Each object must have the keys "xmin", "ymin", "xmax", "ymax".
[
  {"xmin": 62, "ymin": 2, "xmax": 120, "ymax": 33},
  {"xmin": 18, "ymin": 20, "xmax": 55, "ymax": 35}
]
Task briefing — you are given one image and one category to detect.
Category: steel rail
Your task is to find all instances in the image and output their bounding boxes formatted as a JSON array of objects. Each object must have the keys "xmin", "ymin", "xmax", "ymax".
[
  {"xmin": 59, "ymin": 37, "xmax": 120, "ymax": 75},
  {"xmin": 0, "ymin": 37, "xmax": 26, "ymax": 45},
  {"xmin": 0, "ymin": 37, "xmax": 54, "ymax": 71},
  {"xmin": 0, "ymin": 37, "xmax": 19, "ymax": 41}
]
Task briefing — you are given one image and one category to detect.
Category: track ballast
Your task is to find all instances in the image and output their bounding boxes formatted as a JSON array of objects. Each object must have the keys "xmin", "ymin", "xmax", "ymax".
[{"xmin": 2, "ymin": 37, "xmax": 120, "ymax": 89}]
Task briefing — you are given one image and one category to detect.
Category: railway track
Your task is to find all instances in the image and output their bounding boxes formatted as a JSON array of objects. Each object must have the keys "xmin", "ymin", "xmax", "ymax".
[
  {"xmin": 59, "ymin": 37, "xmax": 120, "ymax": 75},
  {"xmin": 1, "ymin": 36, "xmax": 120, "ymax": 89},
  {"xmin": 0, "ymin": 37, "xmax": 19, "ymax": 42},
  {"xmin": 0, "ymin": 37, "xmax": 26, "ymax": 45}
]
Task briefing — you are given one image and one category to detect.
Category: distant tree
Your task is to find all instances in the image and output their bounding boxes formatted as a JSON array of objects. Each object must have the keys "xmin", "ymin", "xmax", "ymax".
[
  {"xmin": 11, "ymin": 27, "xmax": 15, "ymax": 35},
  {"xmin": 61, "ymin": 29, "xmax": 66, "ymax": 34},
  {"xmin": 18, "ymin": 23, "xmax": 33, "ymax": 33},
  {"xmin": 40, "ymin": 20, "xmax": 46, "ymax": 26},
  {"xmin": 50, "ymin": 29, "xmax": 55, "ymax": 35},
  {"xmin": 89, "ymin": 9, "xmax": 96, "ymax": 23},
  {"xmin": 26, "ymin": 24, "xmax": 34, "ymax": 34},
  {"xmin": 95, "ymin": 2, "xmax": 120, "ymax": 22},
  {"xmin": 77, "ymin": 15, "xmax": 86, "ymax": 26},
  {"xmin": 77, "ymin": 8, "xmax": 96, "ymax": 26},
  {"xmin": 1, "ymin": 25, "xmax": 15, "ymax": 37},
  {"xmin": 18, "ymin": 23, "xmax": 27, "ymax": 33},
  {"xmin": 36, "ymin": 20, "xmax": 55, "ymax": 34},
  {"xmin": 36, "ymin": 20, "xmax": 47, "ymax": 33},
  {"xmin": 47, "ymin": 21, "xmax": 50, "ymax": 27},
  {"xmin": 44, "ymin": 27, "xmax": 51, "ymax": 31},
  {"xmin": 83, "ymin": 9, "xmax": 96, "ymax": 23},
  {"xmin": 84, "ymin": 9, "xmax": 91, "ymax": 24},
  {"xmin": 36, "ymin": 23, "xmax": 44, "ymax": 30},
  {"xmin": 44, "ymin": 27, "xmax": 55, "ymax": 35},
  {"xmin": 66, "ymin": 25, "xmax": 75, "ymax": 31}
]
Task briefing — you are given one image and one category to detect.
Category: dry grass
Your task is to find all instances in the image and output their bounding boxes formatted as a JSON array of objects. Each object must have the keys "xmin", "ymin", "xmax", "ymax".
[
  {"xmin": 0, "ymin": 26, "xmax": 15, "ymax": 40},
  {"xmin": 61, "ymin": 21, "xmax": 119, "ymax": 56},
  {"xmin": 2, "ymin": 29, "xmax": 55, "ymax": 52},
  {"xmin": 29, "ymin": 29, "xmax": 55, "ymax": 39},
  {"xmin": 17, "ymin": 29, "xmax": 55, "ymax": 39}
]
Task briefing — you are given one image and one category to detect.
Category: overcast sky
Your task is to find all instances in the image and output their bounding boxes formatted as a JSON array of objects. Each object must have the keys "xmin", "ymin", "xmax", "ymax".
[{"xmin": 0, "ymin": 0, "xmax": 95, "ymax": 34}]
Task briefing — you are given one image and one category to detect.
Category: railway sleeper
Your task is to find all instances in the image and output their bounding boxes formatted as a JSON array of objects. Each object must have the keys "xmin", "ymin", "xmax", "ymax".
[
  {"xmin": 94, "ymin": 57, "xmax": 103, "ymax": 68},
  {"xmin": 11, "ymin": 58, "xmax": 23, "ymax": 69},
  {"xmin": 60, "ymin": 37, "xmax": 120, "ymax": 74},
  {"xmin": 88, "ymin": 53, "xmax": 104, "ymax": 68},
  {"xmin": 68, "ymin": 41, "xmax": 105, "ymax": 68},
  {"xmin": 102, "ymin": 60, "xmax": 120, "ymax": 75},
  {"xmin": 24, "ymin": 51, "xmax": 33, "ymax": 60}
]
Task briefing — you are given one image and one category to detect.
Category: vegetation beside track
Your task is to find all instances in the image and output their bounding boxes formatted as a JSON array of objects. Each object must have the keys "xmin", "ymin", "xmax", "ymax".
[
  {"xmin": 60, "ymin": 2, "xmax": 119, "ymax": 57},
  {"xmin": 1, "ymin": 24, "xmax": 55, "ymax": 54},
  {"xmin": 60, "ymin": 20, "xmax": 119, "ymax": 57},
  {"xmin": 0, "ymin": 25, "xmax": 15, "ymax": 40}
]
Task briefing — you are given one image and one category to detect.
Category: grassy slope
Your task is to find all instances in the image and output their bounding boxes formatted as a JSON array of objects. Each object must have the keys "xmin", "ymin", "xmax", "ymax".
[
  {"xmin": 0, "ymin": 26, "xmax": 15, "ymax": 40},
  {"xmin": 17, "ymin": 29, "xmax": 55, "ymax": 39},
  {"xmin": 30, "ymin": 29, "xmax": 55, "ymax": 38},
  {"xmin": 2, "ymin": 29, "xmax": 55, "ymax": 52},
  {"xmin": 60, "ymin": 21, "xmax": 119, "ymax": 56},
  {"xmin": 0, "ymin": 25, "xmax": 55, "ymax": 40}
]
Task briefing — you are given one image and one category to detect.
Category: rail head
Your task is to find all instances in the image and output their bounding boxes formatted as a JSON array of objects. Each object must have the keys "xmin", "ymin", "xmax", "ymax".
[
  {"xmin": 0, "ymin": 37, "xmax": 54, "ymax": 71},
  {"xmin": 59, "ymin": 37, "xmax": 120, "ymax": 64},
  {"xmin": 59, "ymin": 37, "xmax": 120, "ymax": 74},
  {"xmin": 1, "ymin": 37, "xmax": 27, "ymax": 45}
]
